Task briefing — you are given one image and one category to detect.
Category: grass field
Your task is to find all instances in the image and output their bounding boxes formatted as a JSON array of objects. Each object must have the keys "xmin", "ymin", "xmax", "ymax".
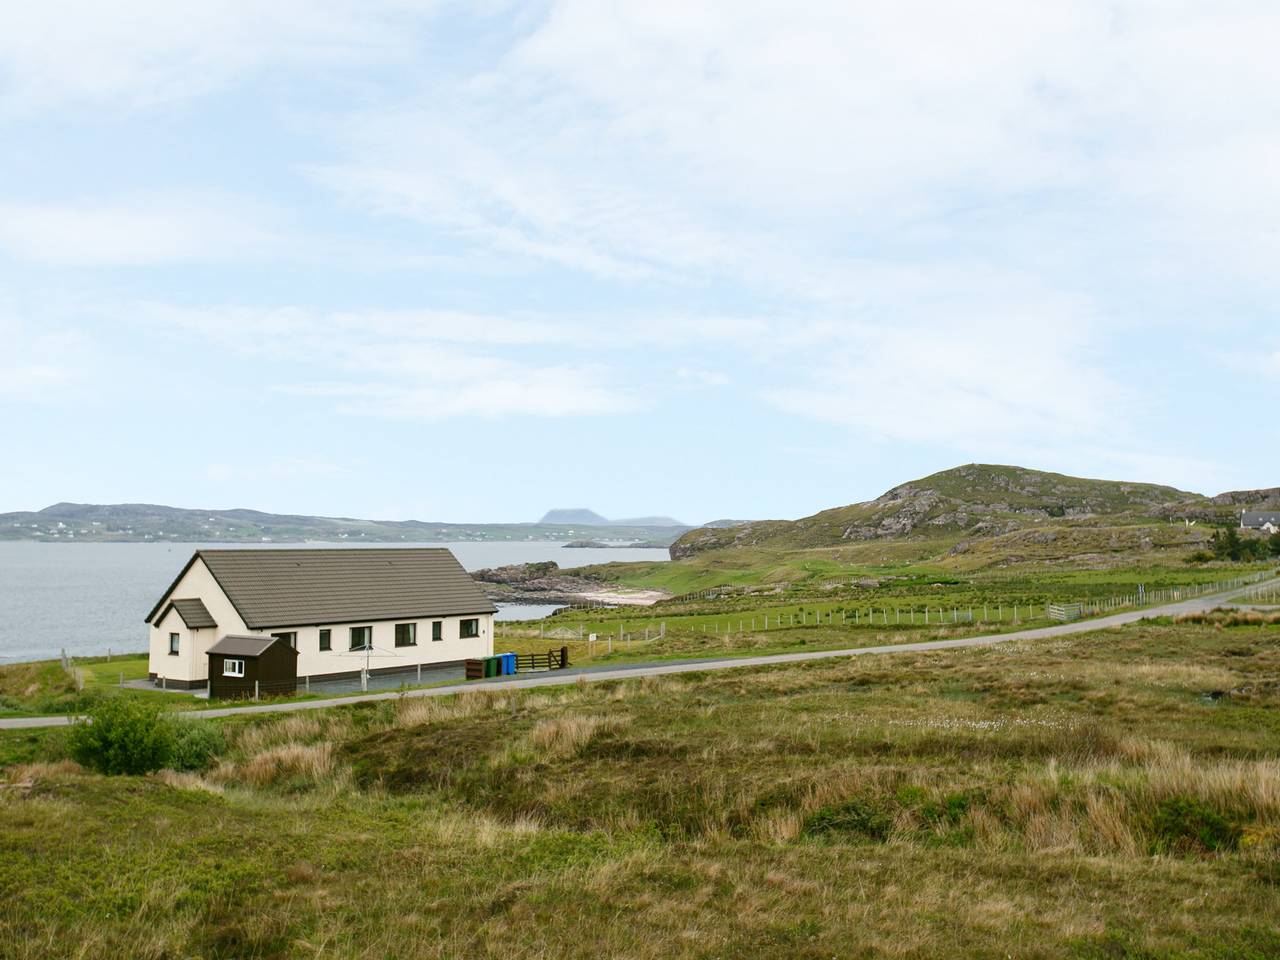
[
  {"xmin": 0, "ymin": 655, "xmax": 203, "ymax": 718},
  {"xmin": 498, "ymin": 562, "xmax": 1274, "ymax": 667},
  {"xmin": 2, "ymin": 613, "xmax": 1278, "ymax": 958}
]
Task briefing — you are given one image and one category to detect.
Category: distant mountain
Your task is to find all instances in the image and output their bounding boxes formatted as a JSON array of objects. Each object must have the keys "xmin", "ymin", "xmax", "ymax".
[
  {"xmin": 0, "ymin": 502, "xmax": 690, "ymax": 545},
  {"xmin": 668, "ymin": 463, "xmax": 1274, "ymax": 559},
  {"xmin": 539, "ymin": 509, "xmax": 611, "ymax": 525},
  {"xmin": 538, "ymin": 509, "xmax": 688, "ymax": 527}
]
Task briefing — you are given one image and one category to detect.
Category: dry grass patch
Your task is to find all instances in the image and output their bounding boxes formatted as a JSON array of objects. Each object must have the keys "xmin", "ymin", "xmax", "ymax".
[
  {"xmin": 153, "ymin": 769, "xmax": 223, "ymax": 794},
  {"xmin": 225, "ymin": 741, "xmax": 342, "ymax": 790},
  {"xmin": 1175, "ymin": 608, "xmax": 1280, "ymax": 627},
  {"xmin": 527, "ymin": 714, "xmax": 630, "ymax": 758}
]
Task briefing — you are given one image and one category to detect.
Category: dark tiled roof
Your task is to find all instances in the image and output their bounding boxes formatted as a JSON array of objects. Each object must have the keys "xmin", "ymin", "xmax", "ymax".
[
  {"xmin": 196, "ymin": 548, "xmax": 497, "ymax": 629},
  {"xmin": 168, "ymin": 598, "xmax": 217, "ymax": 629},
  {"xmin": 207, "ymin": 634, "xmax": 295, "ymax": 657},
  {"xmin": 1242, "ymin": 512, "xmax": 1280, "ymax": 526}
]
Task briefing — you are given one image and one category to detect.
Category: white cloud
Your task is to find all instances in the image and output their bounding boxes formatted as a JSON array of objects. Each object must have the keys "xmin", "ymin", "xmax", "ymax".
[
  {"xmin": 307, "ymin": 1, "xmax": 1280, "ymax": 304},
  {"xmin": 763, "ymin": 313, "xmax": 1121, "ymax": 444},
  {"xmin": 133, "ymin": 302, "xmax": 639, "ymax": 420},
  {"xmin": 0, "ymin": 0, "xmax": 434, "ymax": 110},
  {"xmin": 0, "ymin": 193, "xmax": 283, "ymax": 265},
  {"xmin": 283, "ymin": 367, "xmax": 635, "ymax": 420}
]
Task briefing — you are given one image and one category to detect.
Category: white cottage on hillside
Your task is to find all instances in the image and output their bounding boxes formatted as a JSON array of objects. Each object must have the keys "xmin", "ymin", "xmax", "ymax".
[
  {"xmin": 145, "ymin": 548, "xmax": 496, "ymax": 689},
  {"xmin": 1241, "ymin": 511, "xmax": 1280, "ymax": 535}
]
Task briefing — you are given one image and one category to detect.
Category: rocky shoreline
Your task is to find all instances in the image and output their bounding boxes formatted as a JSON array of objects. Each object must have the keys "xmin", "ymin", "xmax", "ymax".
[{"xmin": 473, "ymin": 561, "xmax": 668, "ymax": 607}]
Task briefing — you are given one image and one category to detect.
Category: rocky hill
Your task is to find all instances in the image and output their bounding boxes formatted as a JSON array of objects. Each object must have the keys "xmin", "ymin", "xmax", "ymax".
[
  {"xmin": 670, "ymin": 464, "xmax": 1267, "ymax": 559},
  {"xmin": 539, "ymin": 508, "xmax": 687, "ymax": 527}
]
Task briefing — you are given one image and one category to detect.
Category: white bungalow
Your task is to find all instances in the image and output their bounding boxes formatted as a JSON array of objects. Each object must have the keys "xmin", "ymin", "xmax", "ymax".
[
  {"xmin": 145, "ymin": 548, "xmax": 496, "ymax": 689},
  {"xmin": 1241, "ymin": 511, "xmax": 1280, "ymax": 535}
]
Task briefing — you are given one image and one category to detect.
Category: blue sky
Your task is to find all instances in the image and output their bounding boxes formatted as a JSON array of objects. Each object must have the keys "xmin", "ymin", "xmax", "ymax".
[{"xmin": 2, "ymin": 1, "xmax": 1278, "ymax": 524}]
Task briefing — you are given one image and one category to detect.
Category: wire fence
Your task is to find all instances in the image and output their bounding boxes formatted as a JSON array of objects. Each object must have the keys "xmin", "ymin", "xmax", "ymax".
[
  {"xmin": 499, "ymin": 571, "xmax": 1277, "ymax": 651},
  {"xmin": 1240, "ymin": 583, "xmax": 1280, "ymax": 605}
]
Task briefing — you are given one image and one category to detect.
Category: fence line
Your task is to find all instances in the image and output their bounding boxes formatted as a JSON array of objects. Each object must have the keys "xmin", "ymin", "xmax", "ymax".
[{"xmin": 497, "ymin": 571, "xmax": 1275, "ymax": 648}]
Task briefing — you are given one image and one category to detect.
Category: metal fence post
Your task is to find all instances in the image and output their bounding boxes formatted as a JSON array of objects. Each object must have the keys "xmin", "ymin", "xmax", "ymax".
[{"xmin": 254, "ymin": 680, "xmax": 259, "ymax": 701}]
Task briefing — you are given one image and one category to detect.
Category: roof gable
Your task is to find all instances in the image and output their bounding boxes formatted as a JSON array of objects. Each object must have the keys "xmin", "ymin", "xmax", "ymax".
[
  {"xmin": 158, "ymin": 597, "xmax": 217, "ymax": 629},
  {"xmin": 194, "ymin": 548, "xmax": 496, "ymax": 629}
]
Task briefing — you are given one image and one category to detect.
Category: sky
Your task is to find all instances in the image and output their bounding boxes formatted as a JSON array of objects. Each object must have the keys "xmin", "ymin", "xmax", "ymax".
[{"xmin": 2, "ymin": 1, "xmax": 1278, "ymax": 525}]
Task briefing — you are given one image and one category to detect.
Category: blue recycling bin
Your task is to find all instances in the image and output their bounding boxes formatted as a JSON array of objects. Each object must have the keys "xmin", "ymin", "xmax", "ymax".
[{"xmin": 504, "ymin": 652, "xmax": 517, "ymax": 675}]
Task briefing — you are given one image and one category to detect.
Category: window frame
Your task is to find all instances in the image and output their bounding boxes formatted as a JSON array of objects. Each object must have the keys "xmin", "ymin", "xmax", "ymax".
[
  {"xmin": 223, "ymin": 658, "xmax": 245, "ymax": 678},
  {"xmin": 318, "ymin": 628, "xmax": 331, "ymax": 652},
  {"xmin": 349, "ymin": 625, "xmax": 372, "ymax": 651},
  {"xmin": 431, "ymin": 620, "xmax": 443, "ymax": 642},
  {"xmin": 394, "ymin": 622, "xmax": 417, "ymax": 647},
  {"xmin": 168, "ymin": 632, "xmax": 179, "ymax": 656},
  {"xmin": 459, "ymin": 618, "xmax": 479, "ymax": 639}
]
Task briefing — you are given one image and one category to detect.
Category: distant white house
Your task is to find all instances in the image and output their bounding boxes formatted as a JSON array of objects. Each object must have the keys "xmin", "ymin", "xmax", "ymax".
[
  {"xmin": 1240, "ymin": 511, "xmax": 1280, "ymax": 535},
  {"xmin": 145, "ymin": 548, "xmax": 496, "ymax": 689}
]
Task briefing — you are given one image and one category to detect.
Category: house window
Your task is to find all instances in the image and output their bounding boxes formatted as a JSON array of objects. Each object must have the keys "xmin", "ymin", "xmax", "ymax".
[
  {"xmin": 349, "ymin": 625, "xmax": 371, "ymax": 651},
  {"xmin": 431, "ymin": 620, "xmax": 443, "ymax": 642},
  {"xmin": 168, "ymin": 633, "xmax": 179, "ymax": 655},
  {"xmin": 395, "ymin": 623, "xmax": 417, "ymax": 647},
  {"xmin": 459, "ymin": 618, "xmax": 479, "ymax": 639},
  {"xmin": 223, "ymin": 659, "xmax": 245, "ymax": 677},
  {"xmin": 272, "ymin": 631, "xmax": 297, "ymax": 648},
  {"xmin": 319, "ymin": 629, "xmax": 331, "ymax": 652}
]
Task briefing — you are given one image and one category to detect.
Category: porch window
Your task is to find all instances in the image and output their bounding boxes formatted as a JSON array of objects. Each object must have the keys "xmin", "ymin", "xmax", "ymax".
[
  {"xmin": 459, "ymin": 618, "xmax": 479, "ymax": 639},
  {"xmin": 395, "ymin": 623, "xmax": 416, "ymax": 647},
  {"xmin": 349, "ymin": 625, "xmax": 371, "ymax": 651},
  {"xmin": 169, "ymin": 633, "xmax": 179, "ymax": 655},
  {"xmin": 223, "ymin": 659, "xmax": 245, "ymax": 677}
]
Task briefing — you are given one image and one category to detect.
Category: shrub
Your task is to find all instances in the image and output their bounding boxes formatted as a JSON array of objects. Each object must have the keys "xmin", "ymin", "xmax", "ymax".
[
  {"xmin": 68, "ymin": 695, "xmax": 176, "ymax": 775},
  {"xmin": 1149, "ymin": 797, "xmax": 1242, "ymax": 854},
  {"xmin": 170, "ymin": 720, "xmax": 225, "ymax": 772}
]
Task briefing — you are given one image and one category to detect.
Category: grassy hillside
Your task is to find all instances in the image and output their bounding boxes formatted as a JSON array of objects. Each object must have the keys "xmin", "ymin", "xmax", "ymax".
[
  {"xmin": 3, "ymin": 616, "xmax": 1279, "ymax": 957},
  {"xmin": 671, "ymin": 464, "xmax": 1204, "ymax": 558}
]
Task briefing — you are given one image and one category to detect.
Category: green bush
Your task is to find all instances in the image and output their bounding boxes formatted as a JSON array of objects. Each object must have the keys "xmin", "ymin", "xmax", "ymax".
[
  {"xmin": 68, "ymin": 695, "xmax": 176, "ymax": 775},
  {"xmin": 170, "ymin": 720, "xmax": 225, "ymax": 772},
  {"xmin": 1149, "ymin": 797, "xmax": 1242, "ymax": 854},
  {"xmin": 67, "ymin": 696, "xmax": 226, "ymax": 775}
]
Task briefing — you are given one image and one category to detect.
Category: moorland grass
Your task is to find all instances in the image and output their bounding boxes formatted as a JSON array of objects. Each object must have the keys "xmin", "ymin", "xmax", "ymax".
[{"xmin": 2, "ymin": 617, "xmax": 1279, "ymax": 958}]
